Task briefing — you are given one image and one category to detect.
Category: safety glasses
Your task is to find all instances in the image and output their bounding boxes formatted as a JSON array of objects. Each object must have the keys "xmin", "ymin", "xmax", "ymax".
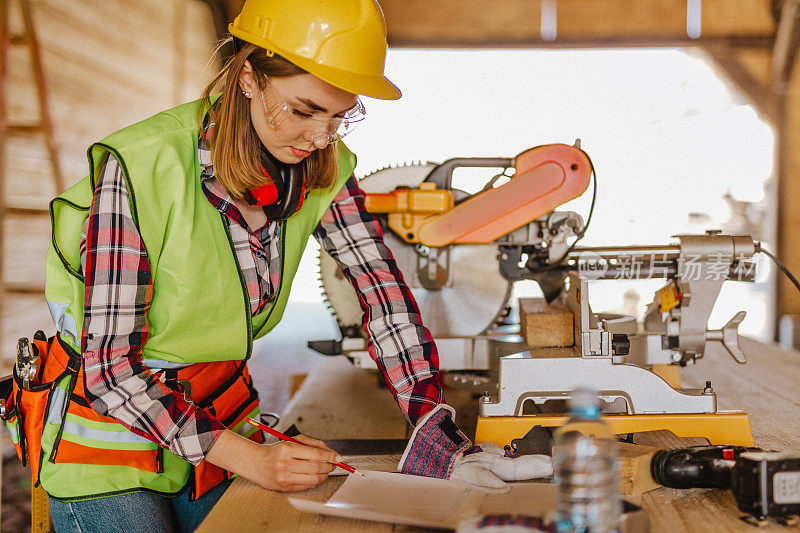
[{"xmin": 258, "ymin": 78, "xmax": 366, "ymax": 146}]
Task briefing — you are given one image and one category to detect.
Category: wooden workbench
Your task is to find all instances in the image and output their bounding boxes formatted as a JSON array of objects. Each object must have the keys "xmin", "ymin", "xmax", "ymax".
[{"xmin": 197, "ymin": 337, "xmax": 800, "ymax": 532}]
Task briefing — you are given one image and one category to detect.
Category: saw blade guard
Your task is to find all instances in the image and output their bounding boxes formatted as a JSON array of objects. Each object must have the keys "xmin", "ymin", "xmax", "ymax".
[
  {"xmin": 417, "ymin": 144, "xmax": 591, "ymax": 247},
  {"xmin": 318, "ymin": 163, "xmax": 512, "ymax": 338}
]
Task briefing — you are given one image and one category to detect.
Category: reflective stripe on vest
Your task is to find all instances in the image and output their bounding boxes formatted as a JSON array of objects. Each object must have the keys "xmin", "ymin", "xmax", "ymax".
[
  {"xmin": 6, "ymin": 417, "xmax": 19, "ymax": 444},
  {"xmin": 235, "ymin": 405, "xmax": 261, "ymax": 438},
  {"xmin": 46, "ymin": 384, "xmax": 67, "ymax": 425},
  {"xmin": 143, "ymin": 359, "xmax": 192, "ymax": 370},
  {"xmin": 62, "ymin": 415, "xmax": 156, "ymax": 449}
]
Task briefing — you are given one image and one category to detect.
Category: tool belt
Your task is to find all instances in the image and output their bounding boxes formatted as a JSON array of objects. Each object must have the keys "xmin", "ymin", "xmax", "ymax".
[{"xmin": 1, "ymin": 332, "xmax": 263, "ymax": 501}]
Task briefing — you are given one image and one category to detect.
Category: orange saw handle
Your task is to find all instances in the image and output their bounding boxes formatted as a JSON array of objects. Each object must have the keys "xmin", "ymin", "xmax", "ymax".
[
  {"xmin": 417, "ymin": 144, "xmax": 591, "ymax": 247},
  {"xmin": 422, "ymin": 157, "xmax": 514, "ymax": 191}
]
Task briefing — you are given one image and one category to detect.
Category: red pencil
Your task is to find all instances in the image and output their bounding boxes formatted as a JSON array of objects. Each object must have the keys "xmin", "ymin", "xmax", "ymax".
[{"xmin": 245, "ymin": 417, "xmax": 365, "ymax": 476}]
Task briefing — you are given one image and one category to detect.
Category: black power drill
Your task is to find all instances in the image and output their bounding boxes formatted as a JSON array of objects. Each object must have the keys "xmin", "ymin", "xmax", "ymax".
[{"xmin": 651, "ymin": 445, "xmax": 800, "ymax": 521}]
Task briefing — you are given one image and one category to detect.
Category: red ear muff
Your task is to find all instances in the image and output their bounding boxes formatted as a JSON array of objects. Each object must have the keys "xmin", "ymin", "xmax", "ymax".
[
  {"xmin": 243, "ymin": 181, "xmax": 279, "ymax": 206},
  {"xmin": 243, "ymin": 149, "xmax": 306, "ymax": 220},
  {"xmin": 242, "ymin": 157, "xmax": 281, "ymax": 207},
  {"xmin": 261, "ymin": 165, "xmax": 305, "ymax": 221}
]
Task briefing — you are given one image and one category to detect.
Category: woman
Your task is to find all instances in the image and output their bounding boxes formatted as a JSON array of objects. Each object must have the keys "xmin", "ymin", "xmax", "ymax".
[{"xmin": 36, "ymin": 0, "xmax": 549, "ymax": 531}]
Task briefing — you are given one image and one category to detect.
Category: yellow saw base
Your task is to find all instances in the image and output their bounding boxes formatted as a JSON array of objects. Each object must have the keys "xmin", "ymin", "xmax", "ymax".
[{"xmin": 475, "ymin": 412, "xmax": 754, "ymax": 446}]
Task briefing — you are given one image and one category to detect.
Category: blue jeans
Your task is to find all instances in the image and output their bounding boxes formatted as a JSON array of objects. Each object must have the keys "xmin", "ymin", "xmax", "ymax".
[{"xmin": 48, "ymin": 479, "xmax": 232, "ymax": 533}]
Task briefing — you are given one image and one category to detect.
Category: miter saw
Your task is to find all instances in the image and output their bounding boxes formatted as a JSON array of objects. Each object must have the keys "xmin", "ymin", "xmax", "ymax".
[{"xmin": 312, "ymin": 142, "xmax": 758, "ymax": 447}]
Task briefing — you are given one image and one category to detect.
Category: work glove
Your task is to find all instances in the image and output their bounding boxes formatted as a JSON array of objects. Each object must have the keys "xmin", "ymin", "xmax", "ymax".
[{"xmin": 398, "ymin": 404, "xmax": 553, "ymax": 494}]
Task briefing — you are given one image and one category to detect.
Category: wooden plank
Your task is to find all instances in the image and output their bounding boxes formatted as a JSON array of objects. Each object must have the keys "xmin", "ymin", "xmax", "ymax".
[
  {"xmin": 0, "ymin": 293, "xmax": 52, "ymax": 374},
  {"xmin": 680, "ymin": 337, "xmax": 800, "ymax": 453},
  {"xmin": 200, "ymin": 475, "xmax": 429, "ymax": 533},
  {"xmin": 4, "ymin": 0, "xmax": 218, "ymax": 163},
  {"xmin": 0, "ymin": 0, "xmax": 221, "ymax": 372},
  {"xmin": 3, "ymin": 207, "xmax": 50, "ymax": 290},
  {"xmin": 277, "ymin": 357, "xmax": 410, "ymax": 441},
  {"xmin": 641, "ymin": 487, "xmax": 751, "ymax": 533},
  {"xmin": 39, "ymin": 42, "xmax": 175, "ymax": 100},
  {"xmin": 36, "ymin": 0, "xmax": 175, "ymax": 69}
]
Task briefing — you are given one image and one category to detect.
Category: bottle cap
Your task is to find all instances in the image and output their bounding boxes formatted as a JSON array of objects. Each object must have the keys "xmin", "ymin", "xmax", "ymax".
[{"xmin": 569, "ymin": 388, "xmax": 600, "ymax": 419}]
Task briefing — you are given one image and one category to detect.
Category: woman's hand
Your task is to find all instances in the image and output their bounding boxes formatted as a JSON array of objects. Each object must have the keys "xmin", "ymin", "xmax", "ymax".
[
  {"xmin": 205, "ymin": 429, "xmax": 342, "ymax": 492},
  {"xmin": 254, "ymin": 434, "xmax": 341, "ymax": 491}
]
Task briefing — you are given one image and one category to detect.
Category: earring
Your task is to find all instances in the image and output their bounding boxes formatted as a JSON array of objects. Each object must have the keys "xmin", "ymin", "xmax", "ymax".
[{"xmin": 243, "ymin": 91, "xmax": 251, "ymax": 98}]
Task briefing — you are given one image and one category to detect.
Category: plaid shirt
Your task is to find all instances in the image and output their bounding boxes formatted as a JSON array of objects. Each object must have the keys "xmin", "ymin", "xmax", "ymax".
[{"xmin": 80, "ymin": 139, "xmax": 443, "ymax": 465}]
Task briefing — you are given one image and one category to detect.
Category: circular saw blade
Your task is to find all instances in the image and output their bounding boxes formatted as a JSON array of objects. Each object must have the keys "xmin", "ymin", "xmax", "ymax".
[{"xmin": 319, "ymin": 163, "xmax": 512, "ymax": 337}]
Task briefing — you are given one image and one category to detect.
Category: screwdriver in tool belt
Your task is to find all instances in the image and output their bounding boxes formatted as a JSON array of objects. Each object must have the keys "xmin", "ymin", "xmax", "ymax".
[{"xmin": 245, "ymin": 417, "xmax": 365, "ymax": 476}]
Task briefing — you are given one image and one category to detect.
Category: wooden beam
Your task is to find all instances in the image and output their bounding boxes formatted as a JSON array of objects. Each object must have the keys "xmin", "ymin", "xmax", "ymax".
[
  {"xmin": 380, "ymin": 0, "xmax": 775, "ymax": 48},
  {"xmin": 777, "ymin": 86, "xmax": 799, "ymax": 322},
  {"xmin": 702, "ymin": 43, "xmax": 779, "ymax": 123},
  {"xmin": 201, "ymin": 0, "xmax": 243, "ymax": 59},
  {"xmin": 387, "ymin": 35, "xmax": 776, "ymax": 50},
  {"xmin": 770, "ymin": 0, "xmax": 800, "ymax": 93},
  {"xmin": 769, "ymin": 1, "xmax": 800, "ymax": 329}
]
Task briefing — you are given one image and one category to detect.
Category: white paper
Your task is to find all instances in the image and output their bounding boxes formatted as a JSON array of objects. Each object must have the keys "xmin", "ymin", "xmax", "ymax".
[
  {"xmin": 288, "ymin": 470, "xmax": 557, "ymax": 529},
  {"xmin": 289, "ymin": 497, "xmax": 443, "ymax": 529}
]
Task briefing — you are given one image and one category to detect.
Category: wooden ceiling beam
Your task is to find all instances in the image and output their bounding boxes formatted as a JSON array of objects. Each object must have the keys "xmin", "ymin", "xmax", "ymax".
[
  {"xmin": 384, "ymin": 35, "xmax": 775, "ymax": 50},
  {"xmin": 703, "ymin": 44, "xmax": 779, "ymax": 122},
  {"xmin": 378, "ymin": 0, "xmax": 776, "ymax": 48}
]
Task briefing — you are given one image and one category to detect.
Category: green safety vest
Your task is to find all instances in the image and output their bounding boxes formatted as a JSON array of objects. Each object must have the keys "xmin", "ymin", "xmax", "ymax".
[{"xmin": 37, "ymin": 97, "xmax": 355, "ymax": 499}]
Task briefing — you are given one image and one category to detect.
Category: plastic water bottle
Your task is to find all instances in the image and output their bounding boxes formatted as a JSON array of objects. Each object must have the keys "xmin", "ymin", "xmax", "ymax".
[{"xmin": 553, "ymin": 389, "xmax": 622, "ymax": 533}]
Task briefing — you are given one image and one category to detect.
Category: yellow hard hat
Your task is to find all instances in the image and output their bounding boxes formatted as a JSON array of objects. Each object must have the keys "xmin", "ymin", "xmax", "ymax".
[{"xmin": 229, "ymin": 0, "xmax": 401, "ymax": 100}]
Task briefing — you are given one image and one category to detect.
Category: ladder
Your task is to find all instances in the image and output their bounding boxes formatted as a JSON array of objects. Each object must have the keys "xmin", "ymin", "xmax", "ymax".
[
  {"xmin": 1, "ymin": 1, "xmax": 59, "ymax": 531},
  {"xmin": 0, "ymin": 0, "xmax": 64, "ymax": 286}
]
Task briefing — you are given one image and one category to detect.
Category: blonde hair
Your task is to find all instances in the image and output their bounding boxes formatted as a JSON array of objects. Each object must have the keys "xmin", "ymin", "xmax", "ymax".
[{"xmin": 200, "ymin": 39, "xmax": 339, "ymax": 198}]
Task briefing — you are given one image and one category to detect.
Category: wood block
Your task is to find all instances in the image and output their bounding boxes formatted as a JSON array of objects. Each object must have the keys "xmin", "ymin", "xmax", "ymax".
[
  {"xmin": 632, "ymin": 430, "xmax": 709, "ymax": 448},
  {"xmin": 618, "ymin": 442, "xmax": 661, "ymax": 495},
  {"xmin": 617, "ymin": 431, "xmax": 711, "ymax": 496},
  {"xmin": 289, "ymin": 373, "xmax": 307, "ymax": 398},
  {"xmin": 518, "ymin": 297, "xmax": 574, "ymax": 348},
  {"xmin": 651, "ymin": 364, "xmax": 682, "ymax": 388}
]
